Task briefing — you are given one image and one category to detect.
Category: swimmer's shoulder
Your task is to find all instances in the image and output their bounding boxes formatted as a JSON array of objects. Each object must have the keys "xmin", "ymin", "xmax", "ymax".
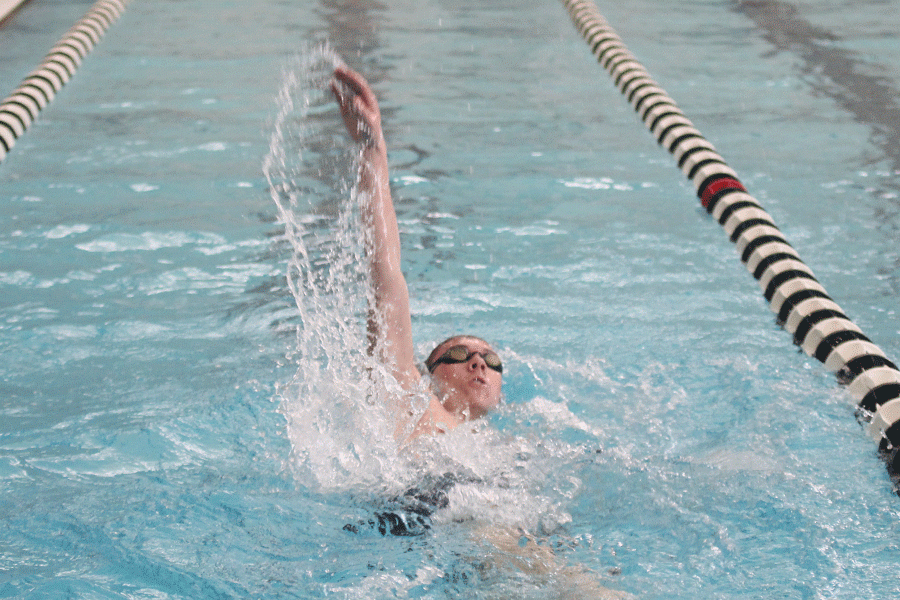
[{"xmin": 409, "ymin": 397, "xmax": 462, "ymax": 440}]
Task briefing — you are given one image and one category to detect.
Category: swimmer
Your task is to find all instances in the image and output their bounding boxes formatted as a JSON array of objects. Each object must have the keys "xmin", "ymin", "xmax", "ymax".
[
  {"xmin": 330, "ymin": 66, "xmax": 503, "ymax": 441},
  {"xmin": 330, "ymin": 65, "xmax": 636, "ymax": 599}
]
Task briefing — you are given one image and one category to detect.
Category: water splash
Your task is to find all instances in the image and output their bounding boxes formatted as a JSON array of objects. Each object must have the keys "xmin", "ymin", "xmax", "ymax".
[
  {"xmin": 261, "ymin": 45, "xmax": 591, "ymax": 539},
  {"xmin": 263, "ymin": 44, "xmax": 406, "ymax": 493}
]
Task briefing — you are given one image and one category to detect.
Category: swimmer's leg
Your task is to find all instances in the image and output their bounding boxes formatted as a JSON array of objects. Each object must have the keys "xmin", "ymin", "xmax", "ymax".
[{"xmin": 471, "ymin": 524, "xmax": 637, "ymax": 599}]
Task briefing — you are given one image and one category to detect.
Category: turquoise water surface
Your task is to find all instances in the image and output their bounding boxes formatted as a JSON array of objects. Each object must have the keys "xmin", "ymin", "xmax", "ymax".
[{"xmin": 2, "ymin": 1, "xmax": 900, "ymax": 598}]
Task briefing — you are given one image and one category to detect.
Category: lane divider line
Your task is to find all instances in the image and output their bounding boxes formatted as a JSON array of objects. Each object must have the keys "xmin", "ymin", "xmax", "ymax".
[
  {"xmin": 561, "ymin": 0, "xmax": 900, "ymax": 480},
  {"xmin": 0, "ymin": 0, "xmax": 131, "ymax": 164}
]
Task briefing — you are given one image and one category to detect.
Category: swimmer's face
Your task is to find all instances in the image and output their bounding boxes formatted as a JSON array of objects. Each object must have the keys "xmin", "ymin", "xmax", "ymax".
[{"xmin": 428, "ymin": 336, "xmax": 503, "ymax": 420}]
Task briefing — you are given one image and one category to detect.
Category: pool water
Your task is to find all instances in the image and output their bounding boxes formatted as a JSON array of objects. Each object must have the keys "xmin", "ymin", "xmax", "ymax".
[{"xmin": 2, "ymin": 0, "xmax": 900, "ymax": 598}]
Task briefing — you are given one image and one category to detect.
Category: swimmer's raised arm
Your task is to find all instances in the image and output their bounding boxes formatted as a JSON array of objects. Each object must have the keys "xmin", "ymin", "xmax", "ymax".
[
  {"xmin": 332, "ymin": 67, "xmax": 493, "ymax": 440},
  {"xmin": 331, "ymin": 67, "xmax": 421, "ymax": 392}
]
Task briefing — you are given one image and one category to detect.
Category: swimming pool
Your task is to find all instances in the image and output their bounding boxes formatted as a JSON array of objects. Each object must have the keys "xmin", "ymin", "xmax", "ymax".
[{"xmin": 2, "ymin": 0, "xmax": 900, "ymax": 597}]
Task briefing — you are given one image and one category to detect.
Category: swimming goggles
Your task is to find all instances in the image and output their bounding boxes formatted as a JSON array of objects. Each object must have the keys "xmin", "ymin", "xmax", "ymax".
[{"xmin": 427, "ymin": 345, "xmax": 503, "ymax": 374}]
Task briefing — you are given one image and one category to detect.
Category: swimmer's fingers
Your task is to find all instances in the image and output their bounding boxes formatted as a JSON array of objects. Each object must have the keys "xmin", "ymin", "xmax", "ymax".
[
  {"xmin": 329, "ymin": 79, "xmax": 359, "ymax": 138},
  {"xmin": 333, "ymin": 67, "xmax": 377, "ymax": 108},
  {"xmin": 331, "ymin": 67, "xmax": 382, "ymax": 146}
]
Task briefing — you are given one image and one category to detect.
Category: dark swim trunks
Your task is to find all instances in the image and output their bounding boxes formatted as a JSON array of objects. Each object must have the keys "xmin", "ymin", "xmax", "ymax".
[{"xmin": 343, "ymin": 472, "xmax": 461, "ymax": 536}]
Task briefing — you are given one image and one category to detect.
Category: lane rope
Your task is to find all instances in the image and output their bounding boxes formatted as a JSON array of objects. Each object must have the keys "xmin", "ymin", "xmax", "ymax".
[
  {"xmin": 561, "ymin": 0, "xmax": 900, "ymax": 479},
  {"xmin": 0, "ymin": 0, "xmax": 131, "ymax": 165}
]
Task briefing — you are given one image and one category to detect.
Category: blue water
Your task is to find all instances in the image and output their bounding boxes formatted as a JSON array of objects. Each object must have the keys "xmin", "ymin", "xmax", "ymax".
[{"xmin": 3, "ymin": 0, "xmax": 900, "ymax": 598}]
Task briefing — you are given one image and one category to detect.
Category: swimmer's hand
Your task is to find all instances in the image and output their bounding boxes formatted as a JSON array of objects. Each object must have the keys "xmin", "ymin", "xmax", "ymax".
[{"xmin": 331, "ymin": 66, "xmax": 383, "ymax": 148}]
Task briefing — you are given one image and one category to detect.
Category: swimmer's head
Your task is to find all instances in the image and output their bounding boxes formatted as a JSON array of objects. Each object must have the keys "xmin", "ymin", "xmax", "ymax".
[{"xmin": 425, "ymin": 335, "xmax": 503, "ymax": 420}]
